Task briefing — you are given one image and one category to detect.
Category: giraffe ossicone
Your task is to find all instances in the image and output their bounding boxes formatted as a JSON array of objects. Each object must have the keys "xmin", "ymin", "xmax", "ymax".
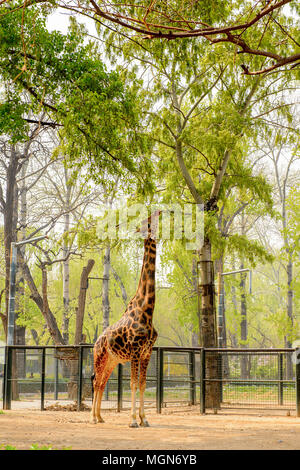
[{"xmin": 90, "ymin": 210, "xmax": 160, "ymax": 427}]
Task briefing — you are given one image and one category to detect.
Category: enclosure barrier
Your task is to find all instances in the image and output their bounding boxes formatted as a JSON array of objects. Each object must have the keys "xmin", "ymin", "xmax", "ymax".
[{"xmin": 1, "ymin": 345, "xmax": 300, "ymax": 416}]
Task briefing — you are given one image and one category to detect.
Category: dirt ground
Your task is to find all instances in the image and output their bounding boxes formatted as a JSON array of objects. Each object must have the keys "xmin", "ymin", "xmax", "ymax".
[{"xmin": 1, "ymin": 405, "xmax": 300, "ymax": 450}]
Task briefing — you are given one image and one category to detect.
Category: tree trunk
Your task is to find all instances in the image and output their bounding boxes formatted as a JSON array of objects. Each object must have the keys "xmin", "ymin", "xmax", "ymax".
[
  {"xmin": 199, "ymin": 237, "xmax": 220, "ymax": 409},
  {"xmin": 102, "ymin": 244, "xmax": 111, "ymax": 331},
  {"xmin": 191, "ymin": 256, "xmax": 200, "ymax": 347},
  {"xmin": 67, "ymin": 259, "xmax": 95, "ymax": 400},
  {"xmin": 0, "ymin": 289, "xmax": 6, "ymax": 336},
  {"xmin": 41, "ymin": 265, "xmax": 65, "ymax": 345},
  {"xmin": 111, "ymin": 265, "xmax": 127, "ymax": 307},
  {"xmin": 199, "ymin": 238, "xmax": 216, "ymax": 347},
  {"xmin": 74, "ymin": 259, "xmax": 95, "ymax": 345},
  {"xmin": 19, "ymin": 251, "xmax": 65, "ymax": 345}
]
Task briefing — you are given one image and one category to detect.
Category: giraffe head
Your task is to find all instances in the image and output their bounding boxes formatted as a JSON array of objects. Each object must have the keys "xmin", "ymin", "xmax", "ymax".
[{"xmin": 137, "ymin": 210, "xmax": 161, "ymax": 240}]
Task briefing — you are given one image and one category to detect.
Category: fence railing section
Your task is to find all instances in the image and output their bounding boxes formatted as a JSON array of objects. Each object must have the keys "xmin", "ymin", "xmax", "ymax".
[{"xmin": 1, "ymin": 345, "xmax": 300, "ymax": 416}]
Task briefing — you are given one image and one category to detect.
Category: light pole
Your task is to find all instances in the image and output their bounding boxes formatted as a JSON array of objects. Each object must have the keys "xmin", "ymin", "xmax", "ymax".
[{"xmin": 7, "ymin": 235, "xmax": 48, "ymax": 346}]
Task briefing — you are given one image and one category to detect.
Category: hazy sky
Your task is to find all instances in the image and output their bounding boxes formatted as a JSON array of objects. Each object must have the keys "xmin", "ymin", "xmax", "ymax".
[{"xmin": 46, "ymin": 8, "xmax": 97, "ymax": 35}]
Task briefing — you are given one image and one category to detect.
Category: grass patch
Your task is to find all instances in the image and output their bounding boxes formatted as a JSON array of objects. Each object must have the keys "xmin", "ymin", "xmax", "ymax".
[{"xmin": 0, "ymin": 443, "xmax": 71, "ymax": 450}]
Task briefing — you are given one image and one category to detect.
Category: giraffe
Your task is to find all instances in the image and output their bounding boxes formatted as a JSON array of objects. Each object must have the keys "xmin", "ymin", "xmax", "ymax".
[{"xmin": 90, "ymin": 210, "xmax": 160, "ymax": 427}]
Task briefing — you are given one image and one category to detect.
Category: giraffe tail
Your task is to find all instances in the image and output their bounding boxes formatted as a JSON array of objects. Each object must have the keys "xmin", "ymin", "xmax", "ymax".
[{"xmin": 91, "ymin": 373, "xmax": 95, "ymax": 400}]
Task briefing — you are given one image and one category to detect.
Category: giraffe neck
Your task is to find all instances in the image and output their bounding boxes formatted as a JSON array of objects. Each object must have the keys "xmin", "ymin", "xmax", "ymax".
[{"xmin": 135, "ymin": 237, "xmax": 157, "ymax": 310}]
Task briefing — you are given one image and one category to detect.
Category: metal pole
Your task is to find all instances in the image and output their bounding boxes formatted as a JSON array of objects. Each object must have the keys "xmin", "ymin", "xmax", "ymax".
[
  {"xmin": 3, "ymin": 346, "xmax": 11, "ymax": 410},
  {"xmin": 295, "ymin": 349, "xmax": 300, "ymax": 418},
  {"xmin": 117, "ymin": 363, "xmax": 123, "ymax": 412},
  {"xmin": 2, "ymin": 347, "xmax": 6, "ymax": 408},
  {"xmin": 77, "ymin": 346, "xmax": 83, "ymax": 411},
  {"xmin": 200, "ymin": 348, "xmax": 206, "ymax": 414},
  {"xmin": 278, "ymin": 353, "xmax": 283, "ymax": 406},
  {"xmin": 4, "ymin": 346, "xmax": 13, "ymax": 410},
  {"xmin": 156, "ymin": 348, "xmax": 163, "ymax": 414},
  {"xmin": 41, "ymin": 348, "xmax": 46, "ymax": 411},
  {"xmin": 217, "ymin": 272, "xmax": 223, "ymax": 348},
  {"xmin": 221, "ymin": 268, "xmax": 252, "ymax": 294},
  {"xmin": 54, "ymin": 356, "xmax": 59, "ymax": 400},
  {"xmin": 218, "ymin": 352, "xmax": 223, "ymax": 403},
  {"xmin": 7, "ymin": 235, "xmax": 47, "ymax": 348},
  {"xmin": 189, "ymin": 351, "xmax": 196, "ymax": 405}
]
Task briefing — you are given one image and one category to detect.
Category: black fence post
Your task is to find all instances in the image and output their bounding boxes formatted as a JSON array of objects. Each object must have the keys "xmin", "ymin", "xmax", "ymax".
[
  {"xmin": 3, "ymin": 346, "xmax": 12, "ymax": 410},
  {"xmin": 77, "ymin": 346, "xmax": 83, "ymax": 411},
  {"xmin": 1, "ymin": 348, "xmax": 5, "ymax": 407},
  {"xmin": 117, "ymin": 363, "xmax": 123, "ymax": 412},
  {"xmin": 54, "ymin": 356, "xmax": 59, "ymax": 400},
  {"xmin": 218, "ymin": 353, "xmax": 223, "ymax": 403},
  {"xmin": 278, "ymin": 352, "xmax": 283, "ymax": 406},
  {"xmin": 200, "ymin": 348, "xmax": 206, "ymax": 414},
  {"xmin": 41, "ymin": 347, "xmax": 46, "ymax": 411},
  {"xmin": 295, "ymin": 348, "xmax": 300, "ymax": 418},
  {"xmin": 189, "ymin": 351, "xmax": 196, "ymax": 405},
  {"xmin": 3, "ymin": 346, "xmax": 8, "ymax": 410},
  {"xmin": 156, "ymin": 348, "xmax": 163, "ymax": 414}
]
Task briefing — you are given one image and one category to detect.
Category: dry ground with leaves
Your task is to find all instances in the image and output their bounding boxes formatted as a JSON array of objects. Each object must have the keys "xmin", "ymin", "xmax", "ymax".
[{"xmin": 1, "ymin": 405, "xmax": 300, "ymax": 450}]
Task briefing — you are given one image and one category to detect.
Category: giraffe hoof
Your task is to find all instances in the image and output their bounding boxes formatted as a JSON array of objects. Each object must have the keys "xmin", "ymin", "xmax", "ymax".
[
  {"xmin": 97, "ymin": 417, "xmax": 105, "ymax": 423},
  {"xmin": 90, "ymin": 417, "xmax": 97, "ymax": 424},
  {"xmin": 129, "ymin": 422, "xmax": 139, "ymax": 428},
  {"xmin": 140, "ymin": 420, "xmax": 150, "ymax": 427}
]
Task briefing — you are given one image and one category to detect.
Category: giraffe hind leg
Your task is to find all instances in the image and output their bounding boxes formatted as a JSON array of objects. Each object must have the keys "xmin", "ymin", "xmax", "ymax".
[
  {"xmin": 139, "ymin": 356, "xmax": 151, "ymax": 427},
  {"xmin": 91, "ymin": 354, "xmax": 118, "ymax": 424},
  {"xmin": 90, "ymin": 347, "xmax": 108, "ymax": 424},
  {"xmin": 129, "ymin": 356, "xmax": 139, "ymax": 428}
]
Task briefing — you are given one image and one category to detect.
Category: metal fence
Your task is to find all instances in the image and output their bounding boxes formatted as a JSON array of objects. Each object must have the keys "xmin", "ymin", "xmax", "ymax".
[{"xmin": 1, "ymin": 345, "xmax": 300, "ymax": 415}]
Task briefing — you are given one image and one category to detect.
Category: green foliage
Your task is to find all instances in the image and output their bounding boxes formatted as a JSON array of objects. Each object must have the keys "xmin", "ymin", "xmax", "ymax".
[
  {"xmin": 223, "ymin": 256, "xmax": 300, "ymax": 348},
  {"xmin": 0, "ymin": 443, "xmax": 71, "ymax": 450},
  {"xmin": 284, "ymin": 186, "xmax": 300, "ymax": 256},
  {"xmin": 0, "ymin": 98, "xmax": 29, "ymax": 143},
  {"xmin": 226, "ymin": 234, "xmax": 274, "ymax": 267},
  {"xmin": 0, "ymin": 444, "xmax": 17, "ymax": 450},
  {"xmin": 30, "ymin": 443, "xmax": 71, "ymax": 450},
  {"xmin": 161, "ymin": 241, "xmax": 199, "ymax": 338},
  {"xmin": 0, "ymin": 7, "xmax": 153, "ymax": 194}
]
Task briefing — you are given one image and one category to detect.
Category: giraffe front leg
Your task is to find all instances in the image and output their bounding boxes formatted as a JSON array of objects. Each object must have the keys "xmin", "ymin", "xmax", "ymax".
[
  {"xmin": 90, "ymin": 374, "xmax": 100, "ymax": 424},
  {"xmin": 90, "ymin": 388, "xmax": 98, "ymax": 424},
  {"xmin": 95, "ymin": 388, "xmax": 105, "ymax": 423},
  {"xmin": 129, "ymin": 357, "xmax": 139, "ymax": 428},
  {"xmin": 90, "ymin": 387, "xmax": 105, "ymax": 423},
  {"xmin": 139, "ymin": 357, "xmax": 150, "ymax": 427}
]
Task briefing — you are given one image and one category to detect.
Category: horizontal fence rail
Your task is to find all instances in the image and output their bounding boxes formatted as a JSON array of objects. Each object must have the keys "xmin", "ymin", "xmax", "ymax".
[{"xmin": 1, "ymin": 345, "xmax": 299, "ymax": 416}]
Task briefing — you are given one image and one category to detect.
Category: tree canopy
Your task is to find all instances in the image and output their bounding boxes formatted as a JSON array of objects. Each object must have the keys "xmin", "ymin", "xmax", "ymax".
[{"xmin": 3, "ymin": 0, "xmax": 299, "ymax": 75}]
